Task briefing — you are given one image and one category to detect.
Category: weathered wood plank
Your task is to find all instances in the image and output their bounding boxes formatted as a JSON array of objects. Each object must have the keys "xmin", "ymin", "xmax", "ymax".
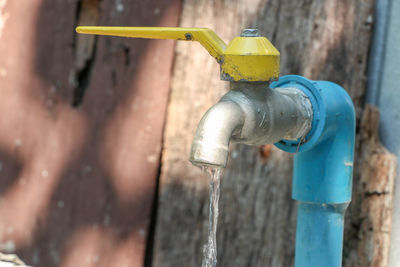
[
  {"xmin": 0, "ymin": 0, "xmax": 180, "ymax": 266},
  {"xmin": 344, "ymin": 105, "xmax": 396, "ymax": 267},
  {"xmin": 155, "ymin": 0, "xmax": 381, "ymax": 266}
]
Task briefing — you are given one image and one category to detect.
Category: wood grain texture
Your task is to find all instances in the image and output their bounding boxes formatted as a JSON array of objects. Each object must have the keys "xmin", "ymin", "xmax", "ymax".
[
  {"xmin": 344, "ymin": 105, "xmax": 396, "ymax": 267},
  {"xmin": 154, "ymin": 0, "xmax": 381, "ymax": 266},
  {"xmin": 0, "ymin": 0, "xmax": 180, "ymax": 266}
]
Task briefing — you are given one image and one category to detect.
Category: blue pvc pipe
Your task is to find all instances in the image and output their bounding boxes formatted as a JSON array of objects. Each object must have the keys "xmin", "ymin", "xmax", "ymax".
[
  {"xmin": 271, "ymin": 75, "xmax": 356, "ymax": 267},
  {"xmin": 295, "ymin": 203, "xmax": 347, "ymax": 267}
]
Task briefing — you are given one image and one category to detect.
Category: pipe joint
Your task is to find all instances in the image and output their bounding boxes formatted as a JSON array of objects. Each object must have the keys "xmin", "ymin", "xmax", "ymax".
[{"xmin": 272, "ymin": 75, "xmax": 356, "ymax": 204}]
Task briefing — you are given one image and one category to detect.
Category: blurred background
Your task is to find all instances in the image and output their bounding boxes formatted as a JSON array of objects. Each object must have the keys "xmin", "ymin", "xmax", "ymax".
[{"xmin": 0, "ymin": 0, "xmax": 399, "ymax": 266}]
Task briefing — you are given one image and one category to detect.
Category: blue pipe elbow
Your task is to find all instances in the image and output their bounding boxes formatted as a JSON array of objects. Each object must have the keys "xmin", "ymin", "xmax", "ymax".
[
  {"xmin": 273, "ymin": 75, "xmax": 356, "ymax": 204},
  {"xmin": 271, "ymin": 75, "xmax": 356, "ymax": 267}
]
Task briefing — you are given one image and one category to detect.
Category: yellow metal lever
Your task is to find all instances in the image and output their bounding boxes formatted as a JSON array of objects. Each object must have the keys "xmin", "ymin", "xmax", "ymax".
[
  {"xmin": 76, "ymin": 26, "xmax": 280, "ymax": 82},
  {"xmin": 76, "ymin": 27, "xmax": 226, "ymax": 63}
]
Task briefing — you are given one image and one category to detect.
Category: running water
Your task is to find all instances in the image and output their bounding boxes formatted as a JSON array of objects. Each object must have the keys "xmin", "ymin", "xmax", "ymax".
[{"xmin": 201, "ymin": 166, "xmax": 223, "ymax": 267}]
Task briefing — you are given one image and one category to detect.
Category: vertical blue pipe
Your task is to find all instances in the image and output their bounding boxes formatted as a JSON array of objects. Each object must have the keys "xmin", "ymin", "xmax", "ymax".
[
  {"xmin": 272, "ymin": 75, "xmax": 356, "ymax": 267},
  {"xmin": 295, "ymin": 203, "xmax": 347, "ymax": 267}
]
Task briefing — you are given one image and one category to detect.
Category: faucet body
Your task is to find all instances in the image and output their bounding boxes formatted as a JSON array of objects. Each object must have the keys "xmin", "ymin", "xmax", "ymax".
[
  {"xmin": 191, "ymin": 75, "xmax": 355, "ymax": 267},
  {"xmin": 190, "ymin": 82, "xmax": 313, "ymax": 167}
]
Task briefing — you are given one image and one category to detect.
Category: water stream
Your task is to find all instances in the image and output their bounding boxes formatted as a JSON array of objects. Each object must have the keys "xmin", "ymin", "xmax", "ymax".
[{"xmin": 201, "ymin": 166, "xmax": 223, "ymax": 267}]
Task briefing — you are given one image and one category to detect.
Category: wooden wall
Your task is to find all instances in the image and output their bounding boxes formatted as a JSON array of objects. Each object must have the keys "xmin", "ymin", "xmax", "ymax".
[
  {"xmin": 0, "ymin": 0, "xmax": 396, "ymax": 267},
  {"xmin": 0, "ymin": 0, "xmax": 180, "ymax": 266},
  {"xmin": 154, "ymin": 1, "xmax": 396, "ymax": 267}
]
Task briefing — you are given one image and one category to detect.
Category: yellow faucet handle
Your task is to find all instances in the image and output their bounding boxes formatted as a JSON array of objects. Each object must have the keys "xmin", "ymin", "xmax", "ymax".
[
  {"xmin": 76, "ymin": 26, "xmax": 226, "ymax": 63},
  {"xmin": 76, "ymin": 26, "xmax": 280, "ymax": 82}
]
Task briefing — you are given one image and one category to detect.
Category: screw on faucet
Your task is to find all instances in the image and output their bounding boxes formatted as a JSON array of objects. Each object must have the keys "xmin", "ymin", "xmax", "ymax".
[{"xmin": 240, "ymin": 29, "xmax": 260, "ymax": 37}]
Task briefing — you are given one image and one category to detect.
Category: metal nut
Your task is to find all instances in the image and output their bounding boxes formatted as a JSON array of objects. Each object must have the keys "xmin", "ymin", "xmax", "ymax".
[{"xmin": 240, "ymin": 29, "xmax": 260, "ymax": 37}]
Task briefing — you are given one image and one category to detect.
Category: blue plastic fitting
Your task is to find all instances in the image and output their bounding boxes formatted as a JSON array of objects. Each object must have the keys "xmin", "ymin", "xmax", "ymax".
[{"xmin": 271, "ymin": 75, "xmax": 356, "ymax": 267}]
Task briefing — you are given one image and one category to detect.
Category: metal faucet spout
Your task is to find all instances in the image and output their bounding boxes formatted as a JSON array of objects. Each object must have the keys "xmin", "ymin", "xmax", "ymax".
[
  {"xmin": 190, "ymin": 82, "xmax": 313, "ymax": 168},
  {"xmin": 190, "ymin": 101, "xmax": 245, "ymax": 168}
]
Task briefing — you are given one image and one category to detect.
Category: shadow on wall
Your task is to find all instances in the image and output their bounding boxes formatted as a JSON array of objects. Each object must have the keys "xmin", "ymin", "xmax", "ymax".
[{"xmin": 0, "ymin": 0, "xmax": 180, "ymax": 266}]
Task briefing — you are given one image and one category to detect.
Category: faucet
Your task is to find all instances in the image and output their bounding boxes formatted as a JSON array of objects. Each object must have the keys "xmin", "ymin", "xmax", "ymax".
[
  {"xmin": 189, "ymin": 81, "xmax": 313, "ymax": 167},
  {"xmin": 76, "ymin": 26, "xmax": 355, "ymax": 267}
]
